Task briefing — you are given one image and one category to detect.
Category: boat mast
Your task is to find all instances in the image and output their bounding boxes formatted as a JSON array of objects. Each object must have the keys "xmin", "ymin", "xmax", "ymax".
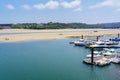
[
  {"xmin": 81, "ymin": 35, "xmax": 83, "ymax": 39},
  {"xmin": 118, "ymin": 33, "xmax": 119, "ymax": 38},
  {"xmin": 91, "ymin": 47, "xmax": 94, "ymax": 64}
]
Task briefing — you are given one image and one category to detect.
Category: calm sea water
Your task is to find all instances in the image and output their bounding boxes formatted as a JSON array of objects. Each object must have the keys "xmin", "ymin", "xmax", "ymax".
[{"xmin": 0, "ymin": 39, "xmax": 120, "ymax": 80}]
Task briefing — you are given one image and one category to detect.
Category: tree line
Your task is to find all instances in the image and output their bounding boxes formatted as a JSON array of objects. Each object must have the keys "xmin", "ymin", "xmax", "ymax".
[
  {"xmin": 1, "ymin": 22, "xmax": 120, "ymax": 29},
  {"xmin": 11, "ymin": 22, "xmax": 99, "ymax": 29}
]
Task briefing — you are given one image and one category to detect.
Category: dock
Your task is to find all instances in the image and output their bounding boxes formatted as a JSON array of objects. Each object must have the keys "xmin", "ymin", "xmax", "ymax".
[{"xmin": 70, "ymin": 34, "xmax": 120, "ymax": 66}]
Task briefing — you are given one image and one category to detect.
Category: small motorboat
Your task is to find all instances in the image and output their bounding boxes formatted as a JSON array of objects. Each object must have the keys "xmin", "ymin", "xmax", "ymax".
[
  {"xmin": 95, "ymin": 58, "xmax": 111, "ymax": 66},
  {"xmin": 74, "ymin": 39, "xmax": 87, "ymax": 46},
  {"xmin": 93, "ymin": 51, "xmax": 100, "ymax": 54},
  {"xmin": 111, "ymin": 53, "xmax": 120, "ymax": 63},
  {"xmin": 89, "ymin": 44, "xmax": 120, "ymax": 48},
  {"xmin": 110, "ymin": 37, "xmax": 120, "ymax": 41},
  {"xmin": 111, "ymin": 58, "xmax": 120, "ymax": 63},
  {"xmin": 102, "ymin": 48, "xmax": 116, "ymax": 56},
  {"xmin": 105, "ymin": 41, "xmax": 119, "ymax": 45},
  {"xmin": 89, "ymin": 44, "xmax": 108, "ymax": 48},
  {"xmin": 95, "ymin": 41, "xmax": 105, "ymax": 45},
  {"xmin": 86, "ymin": 54, "xmax": 102, "ymax": 58},
  {"xmin": 86, "ymin": 51, "xmax": 102, "ymax": 58}
]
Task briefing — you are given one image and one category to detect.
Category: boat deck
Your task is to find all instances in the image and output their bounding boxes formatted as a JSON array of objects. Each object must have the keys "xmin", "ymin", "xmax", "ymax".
[
  {"xmin": 89, "ymin": 45, "xmax": 120, "ymax": 48},
  {"xmin": 83, "ymin": 55, "xmax": 115, "ymax": 64}
]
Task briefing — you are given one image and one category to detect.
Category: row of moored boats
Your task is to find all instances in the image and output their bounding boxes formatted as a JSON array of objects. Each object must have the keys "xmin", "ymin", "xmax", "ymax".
[
  {"xmin": 70, "ymin": 37, "xmax": 120, "ymax": 66},
  {"xmin": 71, "ymin": 37, "xmax": 120, "ymax": 48}
]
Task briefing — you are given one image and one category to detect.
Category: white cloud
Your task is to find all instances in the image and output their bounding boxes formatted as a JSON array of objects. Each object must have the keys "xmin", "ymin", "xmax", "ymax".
[
  {"xmin": 33, "ymin": 0, "xmax": 59, "ymax": 10},
  {"xmin": 5, "ymin": 4, "xmax": 15, "ymax": 10},
  {"xmin": 5, "ymin": 0, "xmax": 82, "ymax": 12},
  {"xmin": 33, "ymin": 4, "xmax": 46, "ymax": 10},
  {"xmin": 21, "ymin": 4, "xmax": 31, "ymax": 10},
  {"xmin": 33, "ymin": 0, "xmax": 82, "ymax": 10},
  {"xmin": 74, "ymin": 7, "xmax": 82, "ymax": 12},
  {"xmin": 89, "ymin": 0, "xmax": 120, "ymax": 9},
  {"xmin": 45, "ymin": 0, "xmax": 59, "ymax": 9},
  {"xmin": 61, "ymin": 0, "xmax": 81, "ymax": 8}
]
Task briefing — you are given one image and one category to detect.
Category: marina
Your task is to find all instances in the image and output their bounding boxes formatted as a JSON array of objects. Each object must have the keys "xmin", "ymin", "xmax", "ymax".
[{"xmin": 70, "ymin": 34, "xmax": 120, "ymax": 66}]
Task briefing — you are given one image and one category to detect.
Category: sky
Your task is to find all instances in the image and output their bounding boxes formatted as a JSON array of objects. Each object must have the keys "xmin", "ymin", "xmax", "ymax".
[{"xmin": 1, "ymin": 0, "xmax": 120, "ymax": 24}]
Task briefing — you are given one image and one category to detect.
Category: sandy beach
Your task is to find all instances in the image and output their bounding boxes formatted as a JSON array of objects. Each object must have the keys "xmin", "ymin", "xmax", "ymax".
[{"xmin": 0, "ymin": 29, "xmax": 120, "ymax": 42}]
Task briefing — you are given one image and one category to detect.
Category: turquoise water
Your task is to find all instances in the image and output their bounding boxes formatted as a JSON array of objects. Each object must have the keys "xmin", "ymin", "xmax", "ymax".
[{"xmin": 0, "ymin": 39, "xmax": 120, "ymax": 80}]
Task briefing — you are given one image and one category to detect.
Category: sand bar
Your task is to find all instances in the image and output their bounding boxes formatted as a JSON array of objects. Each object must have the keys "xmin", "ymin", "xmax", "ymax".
[{"xmin": 0, "ymin": 29, "xmax": 120, "ymax": 42}]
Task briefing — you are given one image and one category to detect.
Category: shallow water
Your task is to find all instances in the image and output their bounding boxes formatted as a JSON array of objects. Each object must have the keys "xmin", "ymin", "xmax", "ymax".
[{"xmin": 0, "ymin": 39, "xmax": 120, "ymax": 80}]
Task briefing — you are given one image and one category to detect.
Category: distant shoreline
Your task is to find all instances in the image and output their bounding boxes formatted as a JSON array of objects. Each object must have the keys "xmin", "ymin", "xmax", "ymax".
[
  {"xmin": 1, "ymin": 22, "xmax": 120, "ymax": 29},
  {"xmin": 0, "ymin": 29, "xmax": 120, "ymax": 42}
]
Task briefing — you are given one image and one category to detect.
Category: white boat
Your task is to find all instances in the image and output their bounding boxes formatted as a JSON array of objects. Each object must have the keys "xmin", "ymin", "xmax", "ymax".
[
  {"xmin": 86, "ymin": 54, "xmax": 102, "ymax": 58},
  {"xmin": 89, "ymin": 41, "xmax": 107, "ymax": 48},
  {"xmin": 70, "ymin": 39, "xmax": 85, "ymax": 44},
  {"xmin": 74, "ymin": 39, "xmax": 87, "ymax": 46},
  {"xmin": 95, "ymin": 58, "xmax": 111, "ymax": 66},
  {"xmin": 74, "ymin": 41, "xmax": 86, "ymax": 46},
  {"xmin": 89, "ymin": 44, "xmax": 107, "ymax": 48},
  {"xmin": 103, "ymin": 52, "xmax": 113, "ymax": 56},
  {"xmin": 105, "ymin": 41, "xmax": 119, "ymax": 45},
  {"xmin": 88, "ymin": 40, "xmax": 120, "ymax": 48},
  {"xmin": 86, "ymin": 50, "xmax": 102, "ymax": 58},
  {"xmin": 102, "ymin": 48, "xmax": 116, "ymax": 56},
  {"xmin": 111, "ymin": 58, "xmax": 120, "ymax": 63},
  {"xmin": 93, "ymin": 51, "xmax": 100, "ymax": 54},
  {"xmin": 89, "ymin": 44, "xmax": 120, "ymax": 48},
  {"xmin": 111, "ymin": 53, "xmax": 120, "ymax": 63},
  {"xmin": 95, "ymin": 41, "xmax": 105, "ymax": 45}
]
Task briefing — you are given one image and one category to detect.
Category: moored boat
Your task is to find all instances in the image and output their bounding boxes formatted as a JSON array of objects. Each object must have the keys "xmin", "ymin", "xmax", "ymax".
[
  {"xmin": 102, "ymin": 48, "xmax": 116, "ymax": 56},
  {"xmin": 111, "ymin": 58, "xmax": 120, "ymax": 63},
  {"xmin": 95, "ymin": 41, "xmax": 105, "ymax": 45},
  {"xmin": 95, "ymin": 58, "xmax": 111, "ymax": 66},
  {"xmin": 111, "ymin": 53, "xmax": 120, "ymax": 63},
  {"xmin": 89, "ymin": 44, "xmax": 120, "ymax": 48},
  {"xmin": 105, "ymin": 41, "xmax": 119, "ymax": 45},
  {"xmin": 110, "ymin": 37, "xmax": 120, "ymax": 41},
  {"xmin": 86, "ymin": 51, "xmax": 102, "ymax": 58},
  {"xmin": 74, "ymin": 39, "xmax": 88, "ymax": 46},
  {"xmin": 86, "ymin": 54, "xmax": 102, "ymax": 58}
]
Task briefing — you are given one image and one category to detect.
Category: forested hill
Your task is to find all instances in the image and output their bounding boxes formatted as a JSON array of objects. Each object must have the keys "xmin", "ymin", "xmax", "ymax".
[{"xmin": 1, "ymin": 22, "xmax": 120, "ymax": 29}]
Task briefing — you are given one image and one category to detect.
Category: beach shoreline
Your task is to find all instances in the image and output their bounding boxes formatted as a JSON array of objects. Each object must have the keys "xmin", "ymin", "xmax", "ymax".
[{"xmin": 0, "ymin": 29, "xmax": 120, "ymax": 42}]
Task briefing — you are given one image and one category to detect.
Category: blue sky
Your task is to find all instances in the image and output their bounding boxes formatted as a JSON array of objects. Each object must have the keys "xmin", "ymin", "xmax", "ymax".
[{"xmin": 1, "ymin": 0, "xmax": 120, "ymax": 24}]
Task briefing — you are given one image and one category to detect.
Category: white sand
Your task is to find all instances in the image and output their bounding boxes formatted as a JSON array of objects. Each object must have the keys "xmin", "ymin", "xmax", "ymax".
[{"xmin": 0, "ymin": 29, "xmax": 120, "ymax": 42}]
